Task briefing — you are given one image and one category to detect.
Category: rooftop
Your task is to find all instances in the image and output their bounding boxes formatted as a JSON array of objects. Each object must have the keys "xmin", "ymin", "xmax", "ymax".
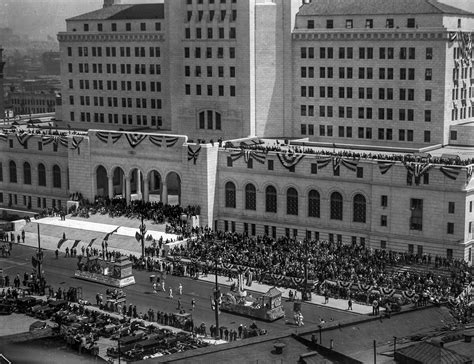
[
  {"xmin": 298, "ymin": 0, "xmax": 474, "ymax": 16},
  {"xmin": 67, "ymin": 4, "xmax": 165, "ymax": 21}
]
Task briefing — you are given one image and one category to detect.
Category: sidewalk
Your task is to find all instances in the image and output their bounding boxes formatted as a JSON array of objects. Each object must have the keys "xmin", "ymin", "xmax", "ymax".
[{"xmin": 197, "ymin": 275, "xmax": 373, "ymax": 315}]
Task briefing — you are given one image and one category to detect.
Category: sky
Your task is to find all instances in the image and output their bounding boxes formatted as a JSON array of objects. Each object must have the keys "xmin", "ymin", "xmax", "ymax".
[{"xmin": 0, "ymin": 0, "xmax": 473, "ymax": 41}]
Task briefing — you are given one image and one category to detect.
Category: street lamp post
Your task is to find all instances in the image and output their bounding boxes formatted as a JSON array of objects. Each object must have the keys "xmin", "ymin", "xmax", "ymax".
[
  {"xmin": 36, "ymin": 224, "xmax": 44, "ymax": 294},
  {"xmin": 213, "ymin": 243, "xmax": 221, "ymax": 339},
  {"xmin": 139, "ymin": 212, "xmax": 147, "ymax": 271},
  {"xmin": 301, "ymin": 238, "xmax": 311, "ymax": 301}
]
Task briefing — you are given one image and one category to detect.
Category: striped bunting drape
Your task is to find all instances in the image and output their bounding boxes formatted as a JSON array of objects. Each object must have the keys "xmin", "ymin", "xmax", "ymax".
[
  {"xmin": 57, "ymin": 238, "xmax": 67, "ymax": 250},
  {"xmin": 165, "ymin": 136, "xmax": 179, "ymax": 147},
  {"xmin": 341, "ymin": 157, "xmax": 360, "ymax": 172},
  {"xmin": 403, "ymin": 161, "xmax": 432, "ymax": 185},
  {"xmin": 96, "ymin": 131, "xmax": 109, "ymax": 144},
  {"xmin": 439, "ymin": 166, "xmax": 461, "ymax": 180},
  {"xmin": 315, "ymin": 156, "xmax": 331, "ymax": 170},
  {"xmin": 377, "ymin": 160, "xmax": 396, "ymax": 175},
  {"xmin": 16, "ymin": 133, "xmax": 33, "ymax": 147},
  {"xmin": 70, "ymin": 136, "xmax": 84, "ymax": 150},
  {"xmin": 125, "ymin": 133, "xmax": 146, "ymax": 148},
  {"xmin": 149, "ymin": 135, "xmax": 180, "ymax": 148},
  {"xmin": 0, "ymin": 133, "xmax": 8, "ymax": 143},
  {"xmin": 276, "ymin": 152, "xmax": 304, "ymax": 170},
  {"xmin": 187, "ymin": 145, "xmax": 202, "ymax": 164},
  {"xmin": 110, "ymin": 132, "xmax": 122, "ymax": 144}
]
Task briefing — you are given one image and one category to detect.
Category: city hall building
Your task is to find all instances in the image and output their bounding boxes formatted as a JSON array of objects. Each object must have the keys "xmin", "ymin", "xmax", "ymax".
[{"xmin": 1, "ymin": 0, "xmax": 474, "ymax": 264}]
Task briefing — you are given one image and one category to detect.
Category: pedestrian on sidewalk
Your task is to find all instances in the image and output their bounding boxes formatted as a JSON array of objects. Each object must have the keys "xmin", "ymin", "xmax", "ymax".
[
  {"xmin": 65, "ymin": 247, "xmax": 69, "ymax": 257},
  {"xmin": 17, "ymin": 234, "xmax": 20, "ymax": 244},
  {"xmin": 348, "ymin": 297, "xmax": 353, "ymax": 310},
  {"xmin": 178, "ymin": 283, "xmax": 183, "ymax": 296},
  {"xmin": 21, "ymin": 230, "xmax": 25, "ymax": 243},
  {"xmin": 55, "ymin": 249, "xmax": 59, "ymax": 259},
  {"xmin": 324, "ymin": 290, "xmax": 329, "ymax": 304},
  {"xmin": 169, "ymin": 287, "xmax": 173, "ymax": 299},
  {"xmin": 191, "ymin": 298, "xmax": 196, "ymax": 310},
  {"xmin": 162, "ymin": 280, "xmax": 166, "ymax": 292},
  {"xmin": 177, "ymin": 298, "xmax": 182, "ymax": 310},
  {"xmin": 62, "ymin": 232, "xmax": 66, "ymax": 240}
]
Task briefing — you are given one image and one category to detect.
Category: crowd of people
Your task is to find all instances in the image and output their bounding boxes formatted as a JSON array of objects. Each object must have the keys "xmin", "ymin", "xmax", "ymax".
[
  {"xmin": 169, "ymin": 231, "xmax": 472, "ymax": 304},
  {"xmin": 69, "ymin": 196, "xmax": 199, "ymax": 229},
  {"xmin": 230, "ymin": 140, "xmax": 474, "ymax": 166}
]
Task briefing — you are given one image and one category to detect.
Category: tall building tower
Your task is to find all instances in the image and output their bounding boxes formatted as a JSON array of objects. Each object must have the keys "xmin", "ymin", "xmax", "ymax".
[
  {"xmin": 292, "ymin": 0, "xmax": 474, "ymax": 149},
  {"xmin": 57, "ymin": 0, "xmax": 301, "ymax": 139},
  {"xmin": 0, "ymin": 47, "xmax": 4, "ymax": 120}
]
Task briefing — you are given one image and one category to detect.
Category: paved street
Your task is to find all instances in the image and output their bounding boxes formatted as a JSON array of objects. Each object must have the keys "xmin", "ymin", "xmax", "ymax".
[{"xmin": 1, "ymin": 244, "xmax": 359, "ymax": 337}]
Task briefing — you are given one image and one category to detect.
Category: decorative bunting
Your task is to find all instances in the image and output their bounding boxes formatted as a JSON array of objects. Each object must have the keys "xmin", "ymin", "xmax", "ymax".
[
  {"xmin": 341, "ymin": 157, "xmax": 360, "ymax": 172},
  {"xmin": 110, "ymin": 132, "xmax": 122, "ymax": 144},
  {"xmin": 315, "ymin": 156, "xmax": 331, "ymax": 170},
  {"xmin": 165, "ymin": 136, "xmax": 179, "ymax": 147},
  {"xmin": 449, "ymin": 32, "xmax": 458, "ymax": 42},
  {"xmin": 276, "ymin": 152, "xmax": 304, "ymax": 170},
  {"xmin": 230, "ymin": 149, "xmax": 244, "ymax": 162},
  {"xmin": 187, "ymin": 145, "xmax": 202, "ymax": 164},
  {"xmin": 0, "ymin": 133, "xmax": 7, "ymax": 142},
  {"xmin": 149, "ymin": 135, "xmax": 180, "ymax": 148},
  {"xmin": 125, "ymin": 133, "xmax": 146, "ymax": 148},
  {"xmin": 87, "ymin": 238, "xmax": 97, "ymax": 248},
  {"xmin": 71, "ymin": 239, "xmax": 81, "ymax": 249},
  {"xmin": 96, "ymin": 131, "xmax": 109, "ymax": 144},
  {"xmin": 221, "ymin": 262, "xmax": 234, "ymax": 270},
  {"xmin": 378, "ymin": 161, "xmax": 396, "ymax": 175},
  {"xmin": 332, "ymin": 156, "xmax": 341, "ymax": 175},
  {"xmin": 440, "ymin": 166, "xmax": 461, "ymax": 180},
  {"xmin": 59, "ymin": 136, "xmax": 69, "ymax": 148},
  {"xmin": 290, "ymin": 277, "xmax": 305, "ymax": 287},
  {"xmin": 41, "ymin": 135, "xmax": 56, "ymax": 146},
  {"xmin": 70, "ymin": 136, "xmax": 84, "ymax": 150},
  {"xmin": 381, "ymin": 287, "xmax": 395, "ymax": 297},
  {"xmin": 16, "ymin": 133, "xmax": 33, "ymax": 147},
  {"xmin": 57, "ymin": 238, "xmax": 67, "ymax": 250},
  {"xmin": 149, "ymin": 135, "xmax": 163, "ymax": 147},
  {"xmin": 403, "ymin": 161, "xmax": 432, "ymax": 186}
]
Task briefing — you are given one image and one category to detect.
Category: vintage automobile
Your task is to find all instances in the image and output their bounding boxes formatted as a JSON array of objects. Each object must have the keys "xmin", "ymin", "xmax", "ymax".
[
  {"xmin": 0, "ymin": 302, "xmax": 13, "ymax": 315},
  {"xmin": 16, "ymin": 297, "xmax": 42, "ymax": 313}
]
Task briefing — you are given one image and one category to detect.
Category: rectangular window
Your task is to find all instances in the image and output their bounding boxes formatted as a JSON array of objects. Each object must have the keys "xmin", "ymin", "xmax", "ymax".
[
  {"xmin": 447, "ymin": 222, "xmax": 454, "ymax": 234},
  {"xmin": 448, "ymin": 202, "xmax": 455, "ymax": 214},
  {"xmin": 381, "ymin": 215, "xmax": 388, "ymax": 226},
  {"xmin": 356, "ymin": 167, "xmax": 363, "ymax": 178},
  {"xmin": 346, "ymin": 19, "xmax": 353, "ymax": 28},
  {"xmin": 268, "ymin": 160, "xmax": 274, "ymax": 171}
]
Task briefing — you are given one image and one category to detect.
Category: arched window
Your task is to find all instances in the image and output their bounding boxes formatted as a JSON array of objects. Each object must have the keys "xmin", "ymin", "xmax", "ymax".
[
  {"xmin": 225, "ymin": 181, "xmax": 236, "ymax": 208},
  {"xmin": 9, "ymin": 161, "xmax": 17, "ymax": 183},
  {"xmin": 287, "ymin": 187, "xmax": 298, "ymax": 215},
  {"xmin": 23, "ymin": 162, "xmax": 31, "ymax": 185},
  {"xmin": 53, "ymin": 165, "xmax": 61, "ymax": 188},
  {"xmin": 38, "ymin": 163, "xmax": 46, "ymax": 186},
  {"xmin": 265, "ymin": 185, "xmax": 277, "ymax": 213},
  {"xmin": 245, "ymin": 183, "xmax": 256, "ymax": 210},
  {"xmin": 353, "ymin": 194, "xmax": 367, "ymax": 223},
  {"xmin": 330, "ymin": 192, "xmax": 343, "ymax": 220},
  {"xmin": 308, "ymin": 190, "xmax": 320, "ymax": 217}
]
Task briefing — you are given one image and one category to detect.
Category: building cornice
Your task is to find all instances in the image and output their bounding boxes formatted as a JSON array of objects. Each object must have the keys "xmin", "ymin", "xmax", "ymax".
[
  {"xmin": 57, "ymin": 32, "xmax": 164, "ymax": 43},
  {"xmin": 291, "ymin": 29, "xmax": 472, "ymax": 41}
]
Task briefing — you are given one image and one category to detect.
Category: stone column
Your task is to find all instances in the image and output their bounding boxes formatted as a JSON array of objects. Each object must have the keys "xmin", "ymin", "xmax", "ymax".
[
  {"xmin": 122, "ymin": 175, "xmax": 126, "ymax": 197},
  {"xmin": 108, "ymin": 175, "xmax": 114, "ymax": 199},
  {"xmin": 143, "ymin": 176, "xmax": 149, "ymax": 203},
  {"xmin": 137, "ymin": 170, "xmax": 142, "ymax": 196},
  {"xmin": 125, "ymin": 176, "xmax": 131, "ymax": 205},
  {"xmin": 162, "ymin": 181, "xmax": 168, "ymax": 205}
]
